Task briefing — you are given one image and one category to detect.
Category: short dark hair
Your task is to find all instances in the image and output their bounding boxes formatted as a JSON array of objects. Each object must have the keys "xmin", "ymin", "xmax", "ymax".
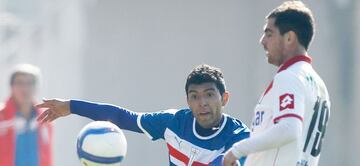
[
  {"xmin": 185, "ymin": 64, "xmax": 226, "ymax": 96},
  {"xmin": 267, "ymin": 1, "xmax": 315, "ymax": 50}
]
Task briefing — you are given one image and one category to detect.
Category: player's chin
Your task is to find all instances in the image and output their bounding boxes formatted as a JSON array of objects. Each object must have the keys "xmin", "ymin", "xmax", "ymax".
[
  {"xmin": 267, "ymin": 57, "xmax": 277, "ymax": 66},
  {"xmin": 196, "ymin": 115, "xmax": 213, "ymax": 125}
]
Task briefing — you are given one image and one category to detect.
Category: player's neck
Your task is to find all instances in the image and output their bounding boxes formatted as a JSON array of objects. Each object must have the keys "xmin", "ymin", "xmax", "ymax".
[
  {"xmin": 195, "ymin": 115, "xmax": 224, "ymax": 137},
  {"xmin": 282, "ymin": 49, "xmax": 308, "ymax": 66}
]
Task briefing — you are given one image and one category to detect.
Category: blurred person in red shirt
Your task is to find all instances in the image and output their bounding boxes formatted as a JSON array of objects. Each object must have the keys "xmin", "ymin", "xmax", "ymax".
[{"xmin": 0, "ymin": 64, "xmax": 52, "ymax": 166}]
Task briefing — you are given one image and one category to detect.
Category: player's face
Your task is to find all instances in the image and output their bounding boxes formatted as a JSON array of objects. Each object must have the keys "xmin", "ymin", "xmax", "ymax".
[
  {"xmin": 11, "ymin": 74, "xmax": 36, "ymax": 105},
  {"xmin": 187, "ymin": 83, "xmax": 229, "ymax": 129},
  {"xmin": 260, "ymin": 18, "xmax": 286, "ymax": 67}
]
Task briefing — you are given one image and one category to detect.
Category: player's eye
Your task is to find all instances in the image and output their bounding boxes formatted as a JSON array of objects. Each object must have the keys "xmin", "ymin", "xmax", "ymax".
[
  {"xmin": 190, "ymin": 94, "xmax": 198, "ymax": 100},
  {"xmin": 265, "ymin": 32, "xmax": 272, "ymax": 37},
  {"xmin": 207, "ymin": 93, "xmax": 213, "ymax": 97}
]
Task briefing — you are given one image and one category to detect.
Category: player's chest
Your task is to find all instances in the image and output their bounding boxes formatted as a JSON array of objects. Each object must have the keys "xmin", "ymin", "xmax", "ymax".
[
  {"xmin": 251, "ymin": 92, "xmax": 276, "ymax": 132},
  {"xmin": 164, "ymin": 129, "xmax": 224, "ymax": 166}
]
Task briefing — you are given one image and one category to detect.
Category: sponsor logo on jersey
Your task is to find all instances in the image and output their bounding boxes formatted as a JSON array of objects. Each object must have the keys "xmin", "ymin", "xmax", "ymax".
[
  {"xmin": 279, "ymin": 93, "xmax": 294, "ymax": 111},
  {"xmin": 296, "ymin": 160, "xmax": 309, "ymax": 166},
  {"xmin": 174, "ymin": 136, "xmax": 183, "ymax": 149}
]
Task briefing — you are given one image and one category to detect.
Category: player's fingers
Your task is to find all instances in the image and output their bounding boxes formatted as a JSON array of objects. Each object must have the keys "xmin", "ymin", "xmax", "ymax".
[
  {"xmin": 45, "ymin": 112, "xmax": 60, "ymax": 123},
  {"xmin": 42, "ymin": 113, "xmax": 53, "ymax": 123},
  {"xmin": 37, "ymin": 109, "xmax": 50, "ymax": 122},
  {"xmin": 35, "ymin": 101, "xmax": 53, "ymax": 109},
  {"xmin": 39, "ymin": 109, "xmax": 57, "ymax": 123},
  {"xmin": 222, "ymin": 159, "xmax": 228, "ymax": 166},
  {"xmin": 222, "ymin": 157, "xmax": 235, "ymax": 166},
  {"xmin": 38, "ymin": 114, "xmax": 48, "ymax": 124},
  {"xmin": 40, "ymin": 117, "xmax": 49, "ymax": 124}
]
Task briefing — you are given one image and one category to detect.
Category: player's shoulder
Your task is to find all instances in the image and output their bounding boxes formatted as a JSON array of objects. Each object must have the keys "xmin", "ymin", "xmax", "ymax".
[
  {"xmin": 224, "ymin": 114, "xmax": 250, "ymax": 134},
  {"xmin": 222, "ymin": 114, "xmax": 250, "ymax": 145},
  {"xmin": 225, "ymin": 114, "xmax": 246, "ymax": 127},
  {"xmin": 160, "ymin": 108, "xmax": 179, "ymax": 114},
  {"xmin": 276, "ymin": 61, "xmax": 312, "ymax": 79},
  {"xmin": 141, "ymin": 108, "xmax": 179, "ymax": 122},
  {"xmin": 275, "ymin": 68, "xmax": 297, "ymax": 79},
  {"xmin": 171, "ymin": 108, "xmax": 193, "ymax": 119},
  {"xmin": 157, "ymin": 108, "xmax": 192, "ymax": 121},
  {"xmin": 274, "ymin": 68, "xmax": 305, "ymax": 88}
]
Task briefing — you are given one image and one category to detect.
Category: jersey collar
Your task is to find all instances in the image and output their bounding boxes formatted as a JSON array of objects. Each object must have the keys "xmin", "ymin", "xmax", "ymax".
[
  {"xmin": 277, "ymin": 55, "xmax": 312, "ymax": 73},
  {"xmin": 193, "ymin": 115, "xmax": 227, "ymax": 140}
]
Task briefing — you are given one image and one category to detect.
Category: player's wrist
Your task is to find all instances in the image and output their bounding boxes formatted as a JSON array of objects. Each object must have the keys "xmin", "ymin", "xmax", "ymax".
[
  {"xmin": 231, "ymin": 142, "xmax": 245, "ymax": 159},
  {"xmin": 64, "ymin": 100, "xmax": 71, "ymax": 114}
]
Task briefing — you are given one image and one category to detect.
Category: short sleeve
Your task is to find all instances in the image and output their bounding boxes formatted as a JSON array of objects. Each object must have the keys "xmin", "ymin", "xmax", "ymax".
[
  {"xmin": 272, "ymin": 72, "xmax": 305, "ymax": 124},
  {"xmin": 137, "ymin": 109, "xmax": 177, "ymax": 140}
]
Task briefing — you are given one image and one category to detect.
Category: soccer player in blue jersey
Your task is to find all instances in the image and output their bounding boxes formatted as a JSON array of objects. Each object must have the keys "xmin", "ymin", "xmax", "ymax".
[{"xmin": 37, "ymin": 64, "xmax": 249, "ymax": 166}]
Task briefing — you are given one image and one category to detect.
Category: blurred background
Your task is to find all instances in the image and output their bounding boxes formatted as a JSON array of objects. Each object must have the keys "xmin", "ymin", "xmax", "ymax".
[{"xmin": 0, "ymin": 0, "xmax": 359, "ymax": 165}]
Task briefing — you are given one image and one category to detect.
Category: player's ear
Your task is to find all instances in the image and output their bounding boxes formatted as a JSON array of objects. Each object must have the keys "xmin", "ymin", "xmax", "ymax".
[
  {"xmin": 222, "ymin": 91, "xmax": 229, "ymax": 106},
  {"xmin": 285, "ymin": 31, "xmax": 297, "ymax": 45}
]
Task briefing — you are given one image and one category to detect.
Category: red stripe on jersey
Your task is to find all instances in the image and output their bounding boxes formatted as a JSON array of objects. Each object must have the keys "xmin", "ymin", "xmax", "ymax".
[
  {"xmin": 273, "ymin": 114, "xmax": 303, "ymax": 124},
  {"xmin": 262, "ymin": 55, "xmax": 311, "ymax": 99},
  {"xmin": 167, "ymin": 143, "xmax": 189, "ymax": 164},
  {"xmin": 192, "ymin": 161, "xmax": 209, "ymax": 166},
  {"xmin": 166, "ymin": 143, "xmax": 208, "ymax": 166},
  {"xmin": 263, "ymin": 81, "xmax": 273, "ymax": 96}
]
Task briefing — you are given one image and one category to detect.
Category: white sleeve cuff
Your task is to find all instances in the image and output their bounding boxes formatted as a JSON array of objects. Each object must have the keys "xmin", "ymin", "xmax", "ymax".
[
  {"xmin": 231, "ymin": 118, "xmax": 302, "ymax": 156},
  {"xmin": 231, "ymin": 142, "xmax": 246, "ymax": 158},
  {"xmin": 136, "ymin": 113, "xmax": 154, "ymax": 140}
]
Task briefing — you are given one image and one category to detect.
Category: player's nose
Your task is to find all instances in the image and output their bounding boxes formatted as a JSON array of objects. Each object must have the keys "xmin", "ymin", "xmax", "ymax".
[
  {"xmin": 199, "ymin": 97, "xmax": 208, "ymax": 107},
  {"xmin": 259, "ymin": 34, "xmax": 266, "ymax": 46}
]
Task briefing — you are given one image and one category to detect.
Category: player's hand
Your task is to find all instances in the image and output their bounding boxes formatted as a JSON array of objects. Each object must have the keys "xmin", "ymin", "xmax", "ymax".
[
  {"xmin": 36, "ymin": 99, "xmax": 71, "ymax": 123},
  {"xmin": 222, "ymin": 149, "xmax": 239, "ymax": 166}
]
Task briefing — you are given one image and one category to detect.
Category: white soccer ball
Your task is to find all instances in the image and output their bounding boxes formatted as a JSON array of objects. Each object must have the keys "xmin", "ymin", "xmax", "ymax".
[{"xmin": 77, "ymin": 121, "xmax": 127, "ymax": 166}]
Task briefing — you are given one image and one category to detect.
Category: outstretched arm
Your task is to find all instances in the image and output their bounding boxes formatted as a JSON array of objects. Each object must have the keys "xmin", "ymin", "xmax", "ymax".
[{"xmin": 36, "ymin": 99, "xmax": 142, "ymax": 133}]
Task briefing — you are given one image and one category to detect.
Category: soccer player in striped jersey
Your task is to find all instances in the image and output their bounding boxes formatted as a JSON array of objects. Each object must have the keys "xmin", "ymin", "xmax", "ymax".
[
  {"xmin": 37, "ymin": 64, "xmax": 249, "ymax": 166},
  {"xmin": 223, "ymin": 1, "xmax": 330, "ymax": 166}
]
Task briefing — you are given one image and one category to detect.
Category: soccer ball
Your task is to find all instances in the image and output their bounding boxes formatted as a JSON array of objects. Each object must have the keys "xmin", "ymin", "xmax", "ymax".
[{"xmin": 77, "ymin": 121, "xmax": 127, "ymax": 166}]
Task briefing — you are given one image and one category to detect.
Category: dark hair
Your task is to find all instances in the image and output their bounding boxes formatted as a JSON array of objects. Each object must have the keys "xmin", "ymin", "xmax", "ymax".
[
  {"xmin": 267, "ymin": 1, "xmax": 315, "ymax": 50},
  {"xmin": 185, "ymin": 64, "xmax": 226, "ymax": 96}
]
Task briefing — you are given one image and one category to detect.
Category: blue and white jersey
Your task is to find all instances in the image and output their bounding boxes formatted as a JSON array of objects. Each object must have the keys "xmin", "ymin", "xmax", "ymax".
[
  {"xmin": 70, "ymin": 100, "xmax": 249, "ymax": 166},
  {"xmin": 137, "ymin": 109, "xmax": 249, "ymax": 166}
]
